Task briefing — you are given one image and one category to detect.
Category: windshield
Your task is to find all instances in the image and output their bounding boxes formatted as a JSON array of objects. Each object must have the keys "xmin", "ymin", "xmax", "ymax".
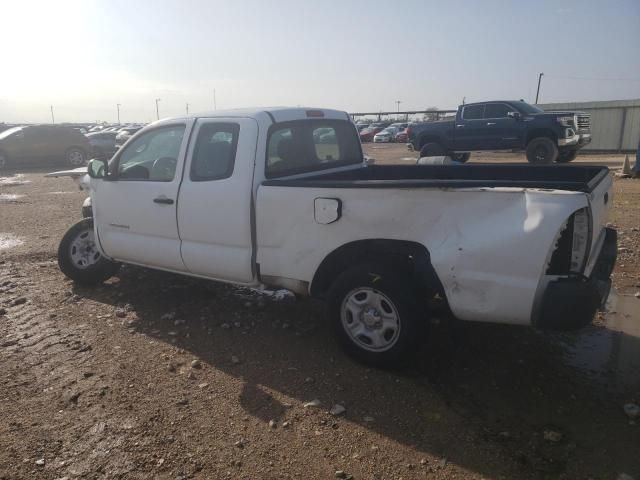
[
  {"xmin": 266, "ymin": 120, "xmax": 362, "ymax": 178},
  {"xmin": 0, "ymin": 127, "xmax": 23, "ymax": 140},
  {"xmin": 515, "ymin": 101, "xmax": 544, "ymax": 114}
]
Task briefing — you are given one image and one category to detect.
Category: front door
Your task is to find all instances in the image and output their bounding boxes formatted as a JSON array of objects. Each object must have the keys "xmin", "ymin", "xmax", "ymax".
[
  {"xmin": 91, "ymin": 122, "xmax": 192, "ymax": 272},
  {"xmin": 177, "ymin": 118, "xmax": 258, "ymax": 283}
]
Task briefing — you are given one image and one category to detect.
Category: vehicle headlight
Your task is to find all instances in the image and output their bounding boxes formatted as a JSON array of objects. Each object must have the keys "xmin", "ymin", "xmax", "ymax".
[
  {"xmin": 546, "ymin": 208, "xmax": 592, "ymax": 275},
  {"xmin": 556, "ymin": 116, "xmax": 574, "ymax": 127}
]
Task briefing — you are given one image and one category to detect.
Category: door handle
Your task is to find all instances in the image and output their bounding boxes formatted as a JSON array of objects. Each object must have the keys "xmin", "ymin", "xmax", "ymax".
[
  {"xmin": 153, "ymin": 196, "xmax": 174, "ymax": 205},
  {"xmin": 486, "ymin": 122, "xmax": 496, "ymax": 126},
  {"xmin": 456, "ymin": 124, "xmax": 465, "ymax": 128}
]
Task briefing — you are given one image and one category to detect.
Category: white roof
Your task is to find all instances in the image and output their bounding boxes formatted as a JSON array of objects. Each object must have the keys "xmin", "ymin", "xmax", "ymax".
[{"xmin": 153, "ymin": 107, "xmax": 351, "ymax": 127}]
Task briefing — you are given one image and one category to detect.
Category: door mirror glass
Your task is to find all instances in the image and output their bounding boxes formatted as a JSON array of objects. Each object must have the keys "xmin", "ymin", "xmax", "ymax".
[{"xmin": 88, "ymin": 158, "xmax": 107, "ymax": 178}]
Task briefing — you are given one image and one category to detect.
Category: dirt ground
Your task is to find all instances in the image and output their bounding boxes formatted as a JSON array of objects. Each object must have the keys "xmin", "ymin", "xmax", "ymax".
[{"xmin": 1, "ymin": 151, "xmax": 639, "ymax": 480}]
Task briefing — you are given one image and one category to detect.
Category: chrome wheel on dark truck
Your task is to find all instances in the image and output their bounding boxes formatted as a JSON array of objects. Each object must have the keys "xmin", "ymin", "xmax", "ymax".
[
  {"xmin": 526, "ymin": 137, "xmax": 558, "ymax": 164},
  {"xmin": 58, "ymin": 218, "xmax": 120, "ymax": 285},
  {"xmin": 328, "ymin": 264, "xmax": 426, "ymax": 366},
  {"xmin": 66, "ymin": 148, "xmax": 87, "ymax": 167}
]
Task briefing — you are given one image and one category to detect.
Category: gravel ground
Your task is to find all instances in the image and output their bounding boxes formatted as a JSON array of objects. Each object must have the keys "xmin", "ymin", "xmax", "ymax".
[{"xmin": 0, "ymin": 157, "xmax": 639, "ymax": 480}]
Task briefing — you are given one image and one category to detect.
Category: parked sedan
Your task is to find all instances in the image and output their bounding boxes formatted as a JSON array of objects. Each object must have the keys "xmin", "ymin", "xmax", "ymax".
[
  {"xmin": 395, "ymin": 130, "xmax": 408, "ymax": 143},
  {"xmin": 359, "ymin": 126, "xmax": 384, "ymax": 143},
  {"xmin": 86, "ymin": 131, "xmax": 118, "ymax": 159},
  {"xmin": 373, "ymin": 127, "xmax": 399, "ymax": 143},
  {"xmin": 0, "ymin": 125, "xmax": 91, "ymax": 170}
]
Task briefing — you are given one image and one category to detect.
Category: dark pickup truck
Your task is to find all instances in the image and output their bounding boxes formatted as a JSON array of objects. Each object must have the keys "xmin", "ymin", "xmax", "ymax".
[{"xmin": 407, "ymin": 100, "xmax": 591, "ymax": 163}]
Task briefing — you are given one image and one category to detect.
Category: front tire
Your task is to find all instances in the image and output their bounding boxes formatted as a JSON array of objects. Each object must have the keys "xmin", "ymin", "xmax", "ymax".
[
  {"xmin": 556, "ymin": 150, "xmax": 578, "ymax": 163},
  {"xmin": 328, "ymin": 264, "xmax": 427, "ymax": 367},
  {"xmin": 526, "ymin": 137, "xmax": 558, "ymax": 164},
  {"xmin": 58, "ymin": 218, "xmax": 119, "ymax": 285}
]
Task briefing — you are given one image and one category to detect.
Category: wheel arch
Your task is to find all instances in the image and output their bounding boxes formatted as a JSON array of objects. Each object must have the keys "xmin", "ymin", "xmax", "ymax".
[
  {"xmin": 525, "ymin": 128, "xmax": 557, "ymax": 145},
  {"xmin": 310, "ymin": 239, "xmax": 446, "ymax": 301},
  {"xmin": 418, "ymin": 134, "xmax": 448, "ymax": 149}
]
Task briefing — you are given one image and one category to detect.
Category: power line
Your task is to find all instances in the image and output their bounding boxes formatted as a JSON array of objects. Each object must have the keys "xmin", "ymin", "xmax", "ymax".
[{"xmin": 546, "ymin": 74, "xmax": 640, "ymax": 82}]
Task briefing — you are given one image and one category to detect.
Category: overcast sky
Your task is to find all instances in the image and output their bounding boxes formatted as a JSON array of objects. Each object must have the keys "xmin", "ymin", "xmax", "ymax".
[{"xmin": 1, "ymin": 0, "xmax": 639, "ymax": 123}]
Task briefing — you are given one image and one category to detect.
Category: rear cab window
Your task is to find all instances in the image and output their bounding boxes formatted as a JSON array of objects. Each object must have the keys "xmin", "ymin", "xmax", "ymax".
[{"xmin": 266, "ymin": 120, "xmax": 362, "ymax": 178}]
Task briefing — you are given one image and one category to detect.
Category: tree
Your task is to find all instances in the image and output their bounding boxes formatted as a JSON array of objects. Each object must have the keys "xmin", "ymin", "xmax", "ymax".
[{"xmin": 423, "ymin": 106, "xmax": 439, "ymax": 122}]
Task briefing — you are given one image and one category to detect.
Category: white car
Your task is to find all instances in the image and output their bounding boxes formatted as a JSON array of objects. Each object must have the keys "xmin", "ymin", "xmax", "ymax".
[
  {"xmin": 373, "ymin": 127, "xmax": 399, "ymax": 143},
  {"xmin": 55, "ymin": 107, "xmax": 617, "ymax": 366}
]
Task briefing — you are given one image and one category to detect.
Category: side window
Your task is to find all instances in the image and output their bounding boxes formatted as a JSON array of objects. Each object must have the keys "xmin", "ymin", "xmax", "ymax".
[
  {"xmin": 190, "ymin": 123, "xmax": 239, "ymax": 181},
  {"xmin": 313, "ymin": 127, "xmax": 339, "ymax": 161},
  {"xmin": 484, "ymin": 104, "xmax": 511, "ymax": 119},
  {"xmin": 462, "ymin": 105, "xmax": 484, "ymax": 120},
  {"xmin": 117, "ymin": 125, "xmax": 185, "ymax": 181}
]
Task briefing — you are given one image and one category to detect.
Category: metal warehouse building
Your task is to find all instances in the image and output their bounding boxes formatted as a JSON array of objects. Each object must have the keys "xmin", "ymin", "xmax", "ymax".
[{"xmin": 539, "ymin": 98, "xmax": 640, "ymax": 152}]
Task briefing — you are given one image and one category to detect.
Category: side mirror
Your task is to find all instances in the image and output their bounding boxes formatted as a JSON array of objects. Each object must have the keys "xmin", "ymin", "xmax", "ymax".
[
  {"xmin": 87, "ymin": 158, "xmax": 108, "ymax": 179},
  {"xmin": 507, "ymin": 111, "xmax": 521, "ymax": 120}
]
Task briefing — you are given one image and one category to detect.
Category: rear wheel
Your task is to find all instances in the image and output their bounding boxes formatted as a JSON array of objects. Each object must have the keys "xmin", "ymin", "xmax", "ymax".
[
  {"xmin": 58, "ymin": 218, "xmax": 120, "ymax": 285},
  {"xmin": 526, "ymin": 137, "xmax": 558, "ymax": 164},
  {"xmin": 419, "ymin": 142, "xmax": 446, "ymax": 158},
  {"xmin": 328, "ymin": 264, "xmax": 427, "ymax": 366},
  {"xmin": 556, "ymin": 150, "xmax": 578, "ymax": 163},
  {"xmin": 66, "ymin": 147, "xmax": 87, "ymax": 167}
]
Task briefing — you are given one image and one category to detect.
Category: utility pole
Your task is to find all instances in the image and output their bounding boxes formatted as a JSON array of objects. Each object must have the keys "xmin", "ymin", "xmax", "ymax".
[
  {"xmin": 535, "ymin": 72, "xmax": 544, "ymax": 104},
  {"xmin": 213, "ymin": 89, "xmax": 217, "ymax": 110},
  {"xmin": 155, "ymin": 98, "xmax": 161, "ymax": 120},
  {"xmin": 186, "ymin": 103, "xmax": 189, "ymax": 115},
  {"xmin": 50, "ymin": 105, "xmax": 55, "ymax": 124},
  {"xmin": 116, "ymin": 103, "xmax": 121, "ymax": 124},
  {"xmin": 395, "ymin": 100, "xmax": 402, "ymax": 113}
]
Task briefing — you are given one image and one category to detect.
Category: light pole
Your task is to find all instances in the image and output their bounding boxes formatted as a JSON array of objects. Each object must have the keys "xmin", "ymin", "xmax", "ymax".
[
  {"xmin": 535, "ymin": 72, "xmax": 544, "ymax": 104},
  {"xmin": 395, "ymin": 100, "xmax": 402, "ymax": 113},
  {"xmin": 213, "ymin": 89, "xmax": 217, "ymax": 110},
  {"xmin": 186, "ymin": 103, "xmax": 189, "ymax": 115},
  {"xmin": 116, "ymin": 103, "xmax": 121, "ymax": 124},
  {"xmin": 50, "ymin": 105, "xmax": 55, "ymax": 124},
  {"xmin": 155, "ymin": 98, "xmax": 161, "ymax": 120}
]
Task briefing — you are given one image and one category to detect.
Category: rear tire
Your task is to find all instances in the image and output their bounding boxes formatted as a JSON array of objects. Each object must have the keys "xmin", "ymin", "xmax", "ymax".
[
  {"xmin": 526, "ymin": 137, "xmax": 558, "ymax": 164},
  {"xmin": 556, "ymin": 150, "xmax": 578, "ymax": 163},
  {"xmin": 58, "ymin": 218, "xmax": 119, "ymax": 285},
  {"xmin": 328, "ymin": 264, "xmax": 427, "ymax": 367},
  {"xmin": 66, "ymin": 147, "xmax": 87, "ymax": 167},
  {"xmin": 419, "ymin": 142, "xmax": 446, "ymax": 158}
]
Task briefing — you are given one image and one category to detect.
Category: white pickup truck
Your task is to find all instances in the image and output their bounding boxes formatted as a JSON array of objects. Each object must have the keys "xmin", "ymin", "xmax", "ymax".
[{"xmin": 57, "ymin": 107, "xmax": 617, "ymax": 365}]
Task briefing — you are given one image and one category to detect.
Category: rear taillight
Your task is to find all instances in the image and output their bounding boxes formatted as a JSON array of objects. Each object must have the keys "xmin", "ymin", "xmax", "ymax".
[{"xmin": 546, "ymin": 208, "xmax": 592, "ymax": 275}]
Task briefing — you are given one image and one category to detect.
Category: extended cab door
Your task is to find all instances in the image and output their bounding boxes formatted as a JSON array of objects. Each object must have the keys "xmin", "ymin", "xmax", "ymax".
[
  {"xmin": 176, "ymin": 118, "xmax": 258, "ymax": 284},
  {"xmin": 452, "ymin": 104, "xmax": 487, "ymax": 151},
  {"xmin": 482, "ymin": 103, "xmax": 523, "ymax": 149},
  {"xmin": 92, "ymin": 122, "xmax": 192, "ymax": 271}
]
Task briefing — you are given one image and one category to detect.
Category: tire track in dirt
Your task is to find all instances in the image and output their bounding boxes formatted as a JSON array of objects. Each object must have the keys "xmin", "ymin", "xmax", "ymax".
[{"xmin": 0, "ymin": 263, "xmax": 143, "ymax": 479}]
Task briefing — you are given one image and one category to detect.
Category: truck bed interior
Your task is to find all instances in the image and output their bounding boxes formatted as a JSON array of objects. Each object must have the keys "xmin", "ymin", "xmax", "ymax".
[{"xmin": 263, "ymin": 164, "xmax": 610, "ymax": 193}]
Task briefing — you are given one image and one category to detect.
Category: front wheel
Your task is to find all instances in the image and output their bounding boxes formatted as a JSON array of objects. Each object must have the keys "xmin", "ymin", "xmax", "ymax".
[
  {"xmin": 58, "ymin": 218, "xmax": 120, "ymax": 285},
  {"xmin": 556, "ymin": 150, "xmax": 578, "ymax": 163},
  {"xmin": 526, "ymin": 137, "xmax": 558, "ymax": 164},
  {"xmin": 328, "ymin": 264, "xmax": 427, "ymax": 366}
]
